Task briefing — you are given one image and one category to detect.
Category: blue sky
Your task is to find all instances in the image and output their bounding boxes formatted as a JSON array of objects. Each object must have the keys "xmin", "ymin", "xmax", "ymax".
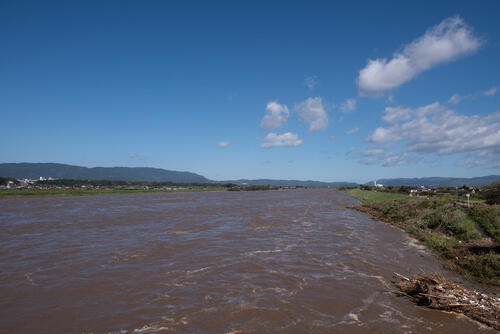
[{"xmin": 1, "ymin": 1, "xmax": 499, "ymax": 183}]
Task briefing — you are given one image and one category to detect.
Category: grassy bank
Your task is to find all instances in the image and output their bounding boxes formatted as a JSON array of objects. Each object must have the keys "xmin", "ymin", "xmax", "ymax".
[
  {"xmin": 0, "ymin": 187, "xmax": 228, "ymax": 198},
  {"xmin": 347, "ymin": 188, "xmax": 408, "ymax": 203},
  {"xmin": 347, "ymin": 189, "xmax": 500, "ymax": 288}
]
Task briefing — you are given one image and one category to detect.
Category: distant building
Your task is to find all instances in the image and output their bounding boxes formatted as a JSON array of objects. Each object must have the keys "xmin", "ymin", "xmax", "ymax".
[
  {"xmin": 374, "ymin": 180, "xmax": 383, "ymax": 188},
  {"xmin": 409, "ymin": 188, "xmax": 418, "ymax": 196}
]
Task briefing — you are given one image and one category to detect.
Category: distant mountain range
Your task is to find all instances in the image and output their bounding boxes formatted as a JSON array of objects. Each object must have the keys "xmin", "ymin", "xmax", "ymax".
[
  {"xmin": 0, "ymin": 163, "xmax": 498, "ymax": 188},
  {"xmin": 223, "ymin": 179, "xmax": 358, "ymax": 188},
  {"xmin": 0, "ymin": 163, "xmax": 357, "ymax": 187},
  {"xmin": 368, "ymin": 176, "xmax": 500, "ymax": 187},
  {"xmin": 0, "ymin": 163, "xmax": 210, "ymax": 183}
]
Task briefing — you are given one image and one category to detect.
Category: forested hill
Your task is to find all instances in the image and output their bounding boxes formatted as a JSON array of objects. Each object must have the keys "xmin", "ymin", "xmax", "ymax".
[
  {"xmin": 368, "ymin": 175, "xmax": 500, "ymax": 187},
  {"xmin": 0, "ymin": 163, "xmax": 210, "ymax": 183}
]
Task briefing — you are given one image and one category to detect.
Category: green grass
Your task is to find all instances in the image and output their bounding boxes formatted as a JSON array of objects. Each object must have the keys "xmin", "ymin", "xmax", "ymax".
[
  {"xmin": 346, "ymin": 189, "xmax": 499, "ymax": 287},
  {"xmin": 421, "ymin": 234, "xmax": 458, "ymax": 258},
  {"xmin": 347, "ymin": 188, "xmax": 408, "ymax": 204},
  {"xmin": 467, "ymin": 206, "xmax": 500, "ymax": 243},
  {"xmin": 0, "ymin": 187, "xmax": 228, "ymax": 198}
]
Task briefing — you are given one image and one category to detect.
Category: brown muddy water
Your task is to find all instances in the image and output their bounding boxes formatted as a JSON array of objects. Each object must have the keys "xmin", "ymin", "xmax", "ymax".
[{"xmin": 0, "ymin": 189, "xmax": 495, "ymax": 333}]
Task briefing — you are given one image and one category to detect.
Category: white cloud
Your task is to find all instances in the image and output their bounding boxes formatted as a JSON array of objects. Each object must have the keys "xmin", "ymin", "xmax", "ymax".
[
  {"xmin": 304, "ymin": 75, "xmax": 319, "ymax": 90},
  {"xmin": 448, "ymin": 93, "xmax": 463, "ymax": 105},
  {"xmin": 295, "ymin": 97, "xmax": 328, "ymax": 131},
  {"xmin": 448, "ymin": 87, "xmax": 497, "ymax": 105},
  {"xmin": 369, "ymin": 127, "xmax": 402, "ymax": 142},
  {"xmin": 260, "ymin": 132, "xmax": 303, "ymax": 149},
  {"xmin": 341, "ymin": 98, "xmax": 357, "ymax": 112},
  {"xmin": 382, "ymin": 105, "xmax": 412, "ymax": 124},
  {"xmin": 382, "ymin": 152, "xmax": 416, "ymax": 167},
  {"xmin": 347, "ymin": 127, "xmax": 359, "ymax": 135},
  {"xmin": 483, "ymin": 86, "xmax": 497, "ymax": 96},
  {"xmin": 218, "ymin": 141, "xmax": 230, "ymax": 148},
  {"xmin": 367, "ymin": 102, "xmax": 500, "ymax": 168},
  {"xmin": 261, "ymin": 101, "xmax": 290, "ymax": 131},
  {"xmin": 358, "ymin": 16, "xmax": 482, "ymax": 95},
  {"xmin": 363, "ymin": 148, "xmax": 385, "ymax": 156},
  {"xmin": 358, "ymin": 147, "xmax": 420, "ymax": 167}
]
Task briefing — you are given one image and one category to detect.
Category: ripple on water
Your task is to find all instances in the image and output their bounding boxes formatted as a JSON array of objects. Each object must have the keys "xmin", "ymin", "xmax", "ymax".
[{"xmin": 0, "ymin": 189, "xmax": 496, "ymax": 334}]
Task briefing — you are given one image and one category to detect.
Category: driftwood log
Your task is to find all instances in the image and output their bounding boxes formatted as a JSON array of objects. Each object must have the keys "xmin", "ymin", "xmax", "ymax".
[{"xmin": 393, "ymin": 273, "xmax": 500, "ymax": 331}]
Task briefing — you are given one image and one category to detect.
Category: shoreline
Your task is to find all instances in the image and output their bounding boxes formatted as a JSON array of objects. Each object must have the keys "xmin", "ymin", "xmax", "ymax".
[
  {"xmin": 345, "ymin": 189, "xmax": 500, "ymax": 330},
  {"xmin": 345, "ymin": 189, "xmax": 499, "ymax": 289}
]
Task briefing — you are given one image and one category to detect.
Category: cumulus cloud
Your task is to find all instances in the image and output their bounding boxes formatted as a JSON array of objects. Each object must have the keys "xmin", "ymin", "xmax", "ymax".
[
  {"xmin": 260, "ymin": 132, "xmax": 303, "ymax": 149},
  {"xmin": 304, "ymin": 75, "xmax": 319, "ymax": 90},
  {"xmin": 448, "ymin": 93, "xmax": 463, "ymax": 105},
  {"xmin": 483, "ymin": 86, "xmax": 497, "ymax": 96},
  {"xmin": 341, "ymin": 98, "xmax": 357, "ymax": 112},
  {"xmin": 218, "ymin": 141, "xmax": 230, "ymax": 148},
  {"xmin": 358, "ymin": 16, "xmax": 482, "ymax": 95},
  {"xmin": 261, "ymin": 101, "xmax": 290, "ymax": 131},
  {"xmin": 295, "ymin": 97, "xmax": 328, "ymax": 131},
  {"xmin": 367, "ymin": 102, "xmax": 500, "ymax": 168},
  {"xmin": 382, "ymin": 105, "xmax": 412, "ymax": 124},
  {"xmin": 347, "ymin": 127, "xmax": 359, "ymax": 135},
  {"xmin": 382, "ymin": 152, "xmax": 418, "ymax": 167},
  {"xmin": 358, "ymin": 148, "xmax": 420, "ymax": 167}
]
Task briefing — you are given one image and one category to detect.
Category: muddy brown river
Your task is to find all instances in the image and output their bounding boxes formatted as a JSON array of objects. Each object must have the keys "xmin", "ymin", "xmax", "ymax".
[{"xmin": 0, "ymin": 189, "xmax": 495, "ymax": 333}]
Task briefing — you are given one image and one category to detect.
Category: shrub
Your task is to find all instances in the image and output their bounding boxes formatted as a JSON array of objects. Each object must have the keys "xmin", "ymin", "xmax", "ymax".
[
  {"xmin": 421, "ymin": 234, "xmax": 457, "ymax": 259},
  {"xmin": 480, "ymin": 182, "xmax": 500, "ymax": 205},
  {"xmin": 449, "ymin": 216, "xmax": 482, "ymax": 241},
  {"xmin": 467, "ymin": 206, "xmax": 500, "ymax": 243}
]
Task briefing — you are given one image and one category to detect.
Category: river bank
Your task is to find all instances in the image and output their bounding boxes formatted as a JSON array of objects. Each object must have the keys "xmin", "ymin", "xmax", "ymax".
[
  {"xmin": 346, "ymin": 189, "xmax": 500, "ymax": 330},
  {"xmin": 346, "ymin": 189, "xmax": 500, "ymax": 288}
]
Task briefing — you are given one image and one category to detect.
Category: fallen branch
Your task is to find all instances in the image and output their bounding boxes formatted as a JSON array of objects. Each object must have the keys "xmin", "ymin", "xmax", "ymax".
[{"xmin": 393, "ymin": 273, "xmax": 500, "ymax": 331}]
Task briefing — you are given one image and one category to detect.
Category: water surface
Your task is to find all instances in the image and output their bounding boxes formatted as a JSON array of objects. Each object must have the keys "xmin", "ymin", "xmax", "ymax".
[{"xmin": 0, "ymin": 189, "xmax": 494, "ymax": 333}]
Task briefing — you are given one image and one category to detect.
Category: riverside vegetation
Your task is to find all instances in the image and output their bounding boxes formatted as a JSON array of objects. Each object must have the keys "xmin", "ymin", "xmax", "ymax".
[{"xmin": 347, "ymin": 186, "xmax": 500, "ymax": 288}]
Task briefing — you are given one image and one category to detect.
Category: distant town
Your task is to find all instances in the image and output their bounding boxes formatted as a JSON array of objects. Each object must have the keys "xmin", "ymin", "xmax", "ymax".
[{"xmin": 1, "ymin": 175, "xmax": 498, "ymax": 205}]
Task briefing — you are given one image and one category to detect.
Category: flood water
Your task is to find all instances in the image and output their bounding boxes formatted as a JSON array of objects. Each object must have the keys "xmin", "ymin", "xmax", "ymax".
[{"xmin": 0, "ymin": 189, "xmax": 494, "ymax": 333}]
